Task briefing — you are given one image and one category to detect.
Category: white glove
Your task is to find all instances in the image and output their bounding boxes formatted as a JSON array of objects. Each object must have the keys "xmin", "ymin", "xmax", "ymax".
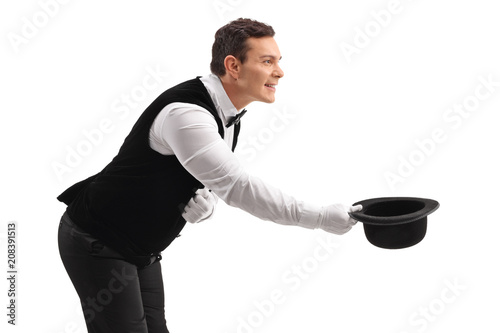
[
  {"xmin": 182, "ymin": 188, "xmax": 218, "ymax": 223},
  {"xmin": 317, "ymin": 204, "xmax": 363, "ymax": 235}
]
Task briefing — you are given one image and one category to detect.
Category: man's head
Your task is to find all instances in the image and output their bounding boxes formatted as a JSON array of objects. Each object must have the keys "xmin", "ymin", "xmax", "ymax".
[
  {"xmin": 211, "ymin": 18, "xmax": 285, "ymax": 109},
  {"xmin": 210, "ymin": 18, "xmax": 276, "ymax": 76}
]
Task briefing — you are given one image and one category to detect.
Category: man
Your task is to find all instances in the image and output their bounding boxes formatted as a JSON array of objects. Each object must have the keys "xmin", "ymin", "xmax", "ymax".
[{"xmin": 57, "ymin": 18, "xmax": 362, "ymax": 333}]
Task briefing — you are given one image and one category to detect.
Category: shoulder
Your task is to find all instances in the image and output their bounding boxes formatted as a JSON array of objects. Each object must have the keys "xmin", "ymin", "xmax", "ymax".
[{"xmin": 154, "ymin": 102, "xmax": 217, "ymax": 130}]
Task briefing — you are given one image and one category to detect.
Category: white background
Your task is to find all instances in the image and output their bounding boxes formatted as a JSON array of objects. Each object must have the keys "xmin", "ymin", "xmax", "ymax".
[{"xmin": 1, "ymin": 0, "xmax": 499, "ymax": 332}]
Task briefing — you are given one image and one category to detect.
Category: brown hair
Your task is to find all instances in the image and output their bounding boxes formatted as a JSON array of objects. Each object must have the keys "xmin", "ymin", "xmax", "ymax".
[{"xmin": 210, "ymin": 18, "xmax": 275, "ymax": 76}]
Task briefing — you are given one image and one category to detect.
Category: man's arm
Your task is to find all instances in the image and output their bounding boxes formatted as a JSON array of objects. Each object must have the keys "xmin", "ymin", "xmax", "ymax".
[{"xmin": 151, "ymin": 103, "xmax": 360, "ymax": 233}]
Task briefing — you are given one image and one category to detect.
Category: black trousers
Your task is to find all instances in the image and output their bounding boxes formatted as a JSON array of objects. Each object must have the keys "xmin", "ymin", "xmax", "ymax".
[{"xmin": 58, "ymin": 212, "xmax": 169, "ymax": 333}]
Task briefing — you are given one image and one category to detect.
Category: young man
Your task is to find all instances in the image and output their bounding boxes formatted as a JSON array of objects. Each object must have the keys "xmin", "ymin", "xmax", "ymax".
[{"xmin": 57, "ymin": 18, "xmax": 362, "ymax": 333}]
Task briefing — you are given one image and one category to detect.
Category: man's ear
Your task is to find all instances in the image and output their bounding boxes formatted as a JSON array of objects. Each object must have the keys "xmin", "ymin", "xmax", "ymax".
[{"xmin": 224, "ymin": 55, "xmax": 240, "ymax": 80}]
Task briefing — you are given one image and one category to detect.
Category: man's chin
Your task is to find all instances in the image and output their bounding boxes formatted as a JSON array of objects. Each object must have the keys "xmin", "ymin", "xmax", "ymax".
[
  {"xmin": 251, "ymin": 93, "xmax": 276, "ymax": 105},
  {"xmin": 261, "ymin": 95, "xmax": 276, "ymax": 104}
]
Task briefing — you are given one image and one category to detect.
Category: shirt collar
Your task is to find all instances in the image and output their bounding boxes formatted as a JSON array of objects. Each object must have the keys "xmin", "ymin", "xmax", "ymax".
[{"xmin": 199, "ymin": 74, "xmax": 242, "ymax": 126}]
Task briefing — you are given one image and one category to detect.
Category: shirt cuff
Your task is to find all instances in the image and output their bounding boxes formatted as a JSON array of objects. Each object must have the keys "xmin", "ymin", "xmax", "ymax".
[{"xmin": 297, "ymin": 202, "xmax": 322, "ymax": 229}]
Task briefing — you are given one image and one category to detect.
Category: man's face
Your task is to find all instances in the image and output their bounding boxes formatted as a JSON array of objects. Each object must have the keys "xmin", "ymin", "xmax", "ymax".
[{"xmin": 236, "ymin": 36, "xmax": 284, "ymax": 105}]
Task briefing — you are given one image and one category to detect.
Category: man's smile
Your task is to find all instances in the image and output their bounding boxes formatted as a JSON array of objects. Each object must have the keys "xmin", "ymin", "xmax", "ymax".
[{"xmin": 265, "ymin": 83, "xmax": 277, "ymax": 91}]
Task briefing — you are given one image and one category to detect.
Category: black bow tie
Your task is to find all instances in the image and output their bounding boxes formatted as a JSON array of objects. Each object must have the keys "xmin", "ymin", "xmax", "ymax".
[{"xmin": 226, "ymin": 109, "xmax": 247, "ymax": 128}]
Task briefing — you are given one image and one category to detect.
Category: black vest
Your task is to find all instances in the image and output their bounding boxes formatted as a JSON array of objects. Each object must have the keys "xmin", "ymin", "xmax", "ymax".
[{"xmin": 58, "ymin": 77, "xmax": 239, "ymax": 263}]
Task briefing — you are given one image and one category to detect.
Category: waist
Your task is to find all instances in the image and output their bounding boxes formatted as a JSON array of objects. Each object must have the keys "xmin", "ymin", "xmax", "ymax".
[{"xmin": 61, "ymin": 210, "xmax": 162, "ymax": 268}]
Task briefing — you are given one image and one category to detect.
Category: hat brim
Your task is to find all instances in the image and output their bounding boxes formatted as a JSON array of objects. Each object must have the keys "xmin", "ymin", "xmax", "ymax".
[{"xmin": 349, "ymin": 197, "xmax": 440, "ymax": 225}]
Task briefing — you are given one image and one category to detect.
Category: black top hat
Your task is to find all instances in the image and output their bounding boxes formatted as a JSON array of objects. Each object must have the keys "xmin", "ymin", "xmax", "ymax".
[{"xmin": 349, "ymin": 197, "xmax": 440, "ymax": 249}]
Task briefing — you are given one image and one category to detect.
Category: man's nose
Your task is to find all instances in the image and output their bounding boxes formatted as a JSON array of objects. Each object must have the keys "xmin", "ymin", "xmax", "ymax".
[{"xmin": 274, "ymin": 64, "xmax": 284, "ymax": 78}]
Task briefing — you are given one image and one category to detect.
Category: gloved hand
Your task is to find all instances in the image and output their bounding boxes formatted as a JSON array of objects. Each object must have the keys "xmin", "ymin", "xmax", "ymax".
[
  {"xmin": 317, "ymin": 204, "xmax": 363, "ymax": 235},
  {"xmin": 182, "ymin": 188, "xmax": 218, "ymax": 223}
]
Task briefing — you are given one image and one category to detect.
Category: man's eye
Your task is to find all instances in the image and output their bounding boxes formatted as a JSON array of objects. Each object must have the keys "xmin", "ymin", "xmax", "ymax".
[{"xmin": 264, "ymin": 60, "xmax": 272, "ymax": 64}]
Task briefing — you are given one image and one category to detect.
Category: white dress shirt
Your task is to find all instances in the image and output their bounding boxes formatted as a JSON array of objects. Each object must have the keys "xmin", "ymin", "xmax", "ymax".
[{"xmin": 148, "ymin": 74, "xmax": 321, "ymax": 227}]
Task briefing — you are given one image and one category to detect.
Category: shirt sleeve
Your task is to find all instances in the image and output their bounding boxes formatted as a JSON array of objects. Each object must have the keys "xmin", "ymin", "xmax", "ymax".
[{"xmin": 152, "ymin": 103, "xmax": 321, "ymax": 227}]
